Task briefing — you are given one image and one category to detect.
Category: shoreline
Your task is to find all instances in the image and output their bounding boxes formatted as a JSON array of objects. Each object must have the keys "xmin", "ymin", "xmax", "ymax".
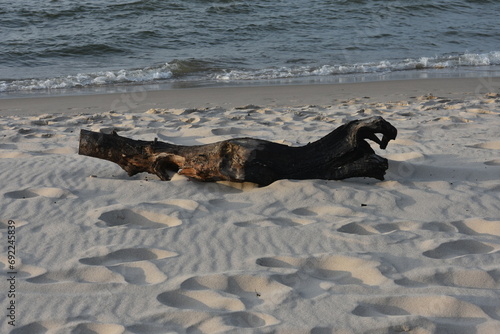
[{"xmin": 1, "ymin": 76, "xmax": 498, "ymax": 116}]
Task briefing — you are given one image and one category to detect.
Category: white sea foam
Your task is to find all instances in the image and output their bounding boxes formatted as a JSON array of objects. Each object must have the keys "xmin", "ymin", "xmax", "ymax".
[
  {"xmin": 1, "ymin": 52, "xmax": 499, "ymax": 92},
  {"xmin": 0, "ymin": 64, "xmax": 174, "ymax": 92},
  {"xmin": 216, "ymin": 52, "xmax": 500, "ymax": 81}
]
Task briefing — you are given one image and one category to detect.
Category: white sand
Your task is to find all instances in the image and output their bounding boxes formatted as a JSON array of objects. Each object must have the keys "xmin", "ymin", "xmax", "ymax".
[{"xmin": 1, "ymin": 79, "xmax": 499, "ymax": 333}]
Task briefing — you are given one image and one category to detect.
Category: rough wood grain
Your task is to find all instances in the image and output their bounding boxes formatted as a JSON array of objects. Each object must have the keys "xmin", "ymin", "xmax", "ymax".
[{"xmin": 78, "ymin": 116, "xmax": 397, "ymax": 186}]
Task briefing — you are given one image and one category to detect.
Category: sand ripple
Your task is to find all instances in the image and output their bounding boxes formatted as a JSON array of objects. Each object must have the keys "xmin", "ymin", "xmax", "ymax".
[{"xmin": 2, "ymin": 91, "xmax": 499, "ymax": 333}]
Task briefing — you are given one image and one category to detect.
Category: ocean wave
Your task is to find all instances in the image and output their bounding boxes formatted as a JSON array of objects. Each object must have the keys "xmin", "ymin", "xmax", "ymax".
[
  {"xmin": 1, "ymin": 52, "xmax": 499, "ymax": 93},
  {"xmin": 215, "ymin": 51, "xmax": 500, "ymax": 81},
  {"xmin": 0, "ymin": 64, "xmax": 173, "ymax": 92}
]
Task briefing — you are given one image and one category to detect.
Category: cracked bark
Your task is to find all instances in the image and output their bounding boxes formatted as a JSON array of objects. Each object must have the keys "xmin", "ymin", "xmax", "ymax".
[{"xmin": 78, "ymin": 116, "xmax": 397, "ymax": 186}]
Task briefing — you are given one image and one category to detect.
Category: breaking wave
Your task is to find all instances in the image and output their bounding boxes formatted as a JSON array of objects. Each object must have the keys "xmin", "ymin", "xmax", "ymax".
[{"xmin": 1, "ymin": 51, "xmax": 499, "ymax": 92}]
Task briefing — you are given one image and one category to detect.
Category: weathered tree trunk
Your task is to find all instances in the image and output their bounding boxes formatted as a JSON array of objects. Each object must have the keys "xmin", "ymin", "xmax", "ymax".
[{"xmin": 78, "ymin": 116, "xmax": 397, "ymax": 186}]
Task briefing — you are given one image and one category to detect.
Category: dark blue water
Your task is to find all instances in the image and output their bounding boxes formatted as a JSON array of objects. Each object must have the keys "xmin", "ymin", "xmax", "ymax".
[{"xmin": 1, "ymin": 0, "xmax": 500, "ymax": 93}]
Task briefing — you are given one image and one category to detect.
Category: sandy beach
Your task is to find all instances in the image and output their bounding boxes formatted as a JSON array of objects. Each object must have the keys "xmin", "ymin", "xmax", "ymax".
[{"xmin": 1, "ymin": 77, "xmax": 499, "ymax": 333}]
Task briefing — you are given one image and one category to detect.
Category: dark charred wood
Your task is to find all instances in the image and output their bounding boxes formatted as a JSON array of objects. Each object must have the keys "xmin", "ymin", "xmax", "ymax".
[{"xmin": 78, "ymin": 116, "xmax": 397, "ymax": 186}]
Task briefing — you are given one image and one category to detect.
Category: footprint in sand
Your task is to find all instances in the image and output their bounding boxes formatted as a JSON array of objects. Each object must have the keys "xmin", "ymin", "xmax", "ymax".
[
  {"xmin": 469, "ymin": 141, "xmax": 500, "ymax": 150},
  {"xmin": 179, "ymin": 273, "xmax": 292, "ymax": 306},
  {"xmin": 292, "ymin": 206, "xmax": 355, "ymax": 217},
  {"xmin": 337, "ymin": 222, "xmax": 375, "ymax": 235},
  {"xmin": 452, "ymin": 218, "xmax": 500, "ymax": 237},
  {"xmin": 157, "ymin": 273, "xmax": 282, "ymax": 329},
  {"xmin": 80, "ymin": 248, "xmax": 176, "ymax": 266},
  {"xmin": 236, "ymin": 205, "xmax": 358, "ymax": 228},
  {"xmin": 153, "ymin": 304, "xmax": 279, "ymax": 330},
  {"xmin": 395, "ymin": 267, "xmax": 499, "ymax": 289},
  {"xmin": 93, "ymin": 200, "xmax": 199, "ymax": 229},
  {"xmin": 97, "ymin": 208, "xmax": 182, "ymax": 229},
  {"xmin": 4, "ymin": 187, "xmax": 76, "ymax": 200},
  {"xmin": 0, "ymin": 256, "xmax": 46, "ymax": 280},
  {"xmin": 189, "ymin": 310, "xmax": 279, "ymax": 331},
  {"xmin": 256, "ymin": 254, "xmax": 387, "ymax": 295},
  {"xmin": 421, "ymin": 222, "xmax": 457, "ymax": 232},
  {"xmin": 423, "ymin": 240, "xmax": 495, "ymax": 259},
  {"xmin": 484, "ymin": 158, "xmax": 500, "ymax": 166},
  {"xmin": 337, "ymin": 221, "xmax": 411, "ymax": 235},
  {"xmin": 23, "ymin": 254, "xmax": 174, "ymax": 285},
  {"xmin": 79, "ymin": 248, "xmax": 177, "ymax": 285},
  {"xmin": 352, "ymin": 295, "xmax": 489, "ymax": 319},
  {"xmin": 218, "ymin": 311, "xmax": 279, "ymax": 329},
  {"xmin": 158, "ymin": 289, "xmax": 246, "ymax": 311},
  {"xmin": 159, "ymin": 274, "xmax": 288, "ymax": 311},
  {"xmin": 12, "ymin": 321, "xmax": 125, "ymax": 334},
  {"xmin": 27, "ymin": 265, "xmax": 125, "ymax": 284}
]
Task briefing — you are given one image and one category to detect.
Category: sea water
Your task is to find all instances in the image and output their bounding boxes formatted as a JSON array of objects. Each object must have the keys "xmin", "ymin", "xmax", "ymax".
[{"xmin": 1, "ymin": 0, "xmax": 499, "ymax": 95}]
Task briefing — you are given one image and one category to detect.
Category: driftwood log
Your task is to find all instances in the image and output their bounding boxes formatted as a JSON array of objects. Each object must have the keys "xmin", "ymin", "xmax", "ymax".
[{"xmin": 78, "ymin": 116, "xmax": 397, "ymax": 186}]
